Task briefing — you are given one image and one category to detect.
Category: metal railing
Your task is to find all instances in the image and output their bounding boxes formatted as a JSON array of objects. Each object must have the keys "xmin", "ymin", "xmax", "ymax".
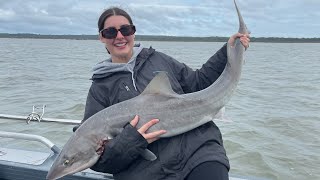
[
  {"xmin": 0, "ymin": 131, "xmax": 60, "ymax": 154},
  {"xmin": 0, "ymin": 105, "xmax": 81, "ymax": 125},
  {"xmin": 0, "ymin": 114, "xmax": 81, "ymax": 124}
]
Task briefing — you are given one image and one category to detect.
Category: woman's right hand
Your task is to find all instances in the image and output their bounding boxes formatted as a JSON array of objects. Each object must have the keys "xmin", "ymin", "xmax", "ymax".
[
  {"xmin": 130, "ymin": 115, "xmax": 166, "ymax": 144},
  {"xmin": 228, "ymin": 32, "xmax": 250, "ymax": 50}
]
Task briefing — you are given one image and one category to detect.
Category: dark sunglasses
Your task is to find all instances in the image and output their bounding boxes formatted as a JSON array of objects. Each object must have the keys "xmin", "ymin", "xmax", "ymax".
[{"xmin": 100, "ymin": 24, "xmax": 136, "ymax": 39}]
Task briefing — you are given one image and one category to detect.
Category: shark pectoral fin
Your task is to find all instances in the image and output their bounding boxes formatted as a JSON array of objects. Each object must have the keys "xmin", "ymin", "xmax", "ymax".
[
  {"xmin": 213, "ymin": 107, "xmax": 233, "ymax": 123},
  {"xmin": 141, "ymin": 148, "xmax": 157, "ymax": 161}
]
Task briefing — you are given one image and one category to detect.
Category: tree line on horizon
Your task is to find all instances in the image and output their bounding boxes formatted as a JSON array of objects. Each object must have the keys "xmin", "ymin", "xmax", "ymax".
[{"xmin": 0, "ymin": 33, "xmax": 319, "ymax": 43}]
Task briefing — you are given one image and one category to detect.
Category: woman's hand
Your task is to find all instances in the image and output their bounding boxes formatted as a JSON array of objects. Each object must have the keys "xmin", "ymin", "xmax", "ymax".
[
  {"xmin": 130, "ymin": 115, "xmax": 166, "ymax": 144},
  {"xmin": 228, "ymin": 33, "xmax": 250, "ymax": 50}
]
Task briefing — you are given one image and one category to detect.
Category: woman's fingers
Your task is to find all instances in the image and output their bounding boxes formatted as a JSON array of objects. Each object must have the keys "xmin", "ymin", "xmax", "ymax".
[
  {"xmin": 138, "ymin": 118, "xmax": 160, "ymax": 134},
  {"xmin": 228, "ymin": 33, "xmax": 250, "ymax": 49},
  {"xmin": 143, "ymin": 129, "xmax": 167, "ymax": 140},
  {"xmin": 130, "ymin": 115, "xmax": 139, "ymax": 127},
  {"xmin": 139, "ymin": 119, "xmax": 167, "ymax": 143},
  {"xmin": 241, "ymin": 35, "xmax": 250, "ymax": 49},
  {"xmin": 130, "ymin": 116, "xmax": 167, "ymax": 144}
]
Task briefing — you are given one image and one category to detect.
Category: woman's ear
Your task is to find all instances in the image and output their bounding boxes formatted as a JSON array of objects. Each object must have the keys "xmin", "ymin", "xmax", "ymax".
[
  {"xmin": 98, "ymin": 34, "xmax": 110, "ymax": 54},
  {"xmin": 99, "ymin": 33, "xmax": 106, "ymax": 43}
]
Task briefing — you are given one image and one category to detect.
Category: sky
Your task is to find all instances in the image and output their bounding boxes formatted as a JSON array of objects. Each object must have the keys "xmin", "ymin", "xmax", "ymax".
[{"xmin": 0, "ymin": 0, "xmax": 319, "ymax": 38}]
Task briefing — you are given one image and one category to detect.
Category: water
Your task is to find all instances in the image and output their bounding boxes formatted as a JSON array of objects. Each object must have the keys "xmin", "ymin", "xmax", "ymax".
[{"xmin": 0, "ymin": 38, "xmax": 319, "ymax": 180}]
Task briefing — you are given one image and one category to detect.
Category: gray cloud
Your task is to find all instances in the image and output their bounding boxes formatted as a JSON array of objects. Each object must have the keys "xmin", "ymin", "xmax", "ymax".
[{"xmin": 0, "ymin": 0, "xmax": 319, "ymax": 37}]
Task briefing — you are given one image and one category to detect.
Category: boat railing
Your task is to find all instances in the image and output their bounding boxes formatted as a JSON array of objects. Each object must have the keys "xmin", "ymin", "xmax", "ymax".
[
  {"xmin": 26, "ymin": 105, "xmax": 46, "ymax": 124},
  {"xmin": 0, "ymin": 113, "xmax": 81, "ymax": 124},
  {"xmin": 0, "ymin": 105, "xmax": 81, "ymax": 125},
  {"xmin": 0, "ymin": 131, "xmax": 60, "ymax": 154}
]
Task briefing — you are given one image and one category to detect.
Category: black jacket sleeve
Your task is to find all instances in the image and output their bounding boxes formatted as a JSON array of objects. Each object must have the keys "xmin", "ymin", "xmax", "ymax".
[
  {"xmin": 79, "ymin": 83, "xmax": 148, "ymax": 174},
  {"xmin": 90, "ymin": 123, "xmax": 148, "ymax": 174},
  {"xmin": 73, "ymin": 83, "xmax": 109, "ymax": 131},
  {"xmin": 83, "ymin": 83, "xmax": 109, "ymax": 122},
  {"xmin": 171, "ymin": 43, "xmax": 228, "ymax": 93}
]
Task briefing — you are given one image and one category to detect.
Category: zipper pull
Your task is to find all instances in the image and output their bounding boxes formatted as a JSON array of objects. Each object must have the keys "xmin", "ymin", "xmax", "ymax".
[{"xmin": 123, "ymin": 83, "xmax": 130, "ymax": 91}]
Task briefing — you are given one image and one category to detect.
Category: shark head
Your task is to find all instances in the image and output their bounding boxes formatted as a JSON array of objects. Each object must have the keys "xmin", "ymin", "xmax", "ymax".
[{"xmin": 46, "ymin": 132, "xmax": 102, "ymax": 180}]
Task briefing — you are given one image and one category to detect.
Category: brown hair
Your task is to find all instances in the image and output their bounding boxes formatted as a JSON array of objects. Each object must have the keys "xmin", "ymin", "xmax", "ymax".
[{"xmin": 98, "ymin": 7, "xmax": 134, "ymax": 31}]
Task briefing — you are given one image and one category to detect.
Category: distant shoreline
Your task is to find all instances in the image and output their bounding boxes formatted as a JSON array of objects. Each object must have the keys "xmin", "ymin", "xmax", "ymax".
[{"xmin": 1, "ymin": 33, "xmax": 319, "ymax": 43}]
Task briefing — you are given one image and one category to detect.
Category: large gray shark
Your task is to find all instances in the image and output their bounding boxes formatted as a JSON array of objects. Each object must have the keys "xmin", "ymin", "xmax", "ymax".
[{"xmin": 46, "ymin": 0, "xmax": 249, "ymax": 179}]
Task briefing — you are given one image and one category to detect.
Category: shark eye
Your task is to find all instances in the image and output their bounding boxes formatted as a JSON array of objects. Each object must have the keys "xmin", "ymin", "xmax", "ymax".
[{"xmin": 63, "ymin": 159, "xmax": 70, "ymax": 166}]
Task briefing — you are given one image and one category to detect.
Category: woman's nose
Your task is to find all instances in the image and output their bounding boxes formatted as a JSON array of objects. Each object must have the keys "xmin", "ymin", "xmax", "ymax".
[{"xmin": 115, "ymin": 30, "xmax": 125, "ymax": 38}]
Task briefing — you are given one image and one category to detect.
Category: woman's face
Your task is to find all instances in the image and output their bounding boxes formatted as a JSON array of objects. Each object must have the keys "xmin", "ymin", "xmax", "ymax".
[{"xmin": 100, "ymin": 15, "xmax": 135, "ymax": 63}]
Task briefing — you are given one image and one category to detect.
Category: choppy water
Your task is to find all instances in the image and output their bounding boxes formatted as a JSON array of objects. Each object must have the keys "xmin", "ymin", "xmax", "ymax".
[{"xmin": 0, "ymin": 38, "xmax": 319, "ymax": 180}]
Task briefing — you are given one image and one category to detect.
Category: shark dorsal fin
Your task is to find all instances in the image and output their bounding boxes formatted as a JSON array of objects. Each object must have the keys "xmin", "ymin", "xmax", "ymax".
[{"xmin": 141, "ymin": 71, "xmax": 177, "ymax": 96}]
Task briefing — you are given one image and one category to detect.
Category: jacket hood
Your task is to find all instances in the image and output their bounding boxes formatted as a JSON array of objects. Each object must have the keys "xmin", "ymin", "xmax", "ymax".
[
  {"xmin": 91, "ymin": 44, "xmax": 145, "ymax": 90},
  {"xmin": 92, "ymin": 45, "xmax": 143, "ymax": 76}
]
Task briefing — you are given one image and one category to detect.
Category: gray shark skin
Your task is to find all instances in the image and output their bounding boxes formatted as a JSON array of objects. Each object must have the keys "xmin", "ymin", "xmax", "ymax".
[{"xmin": 46, "ymin": 0, "xmax": 249, "ymax": 179}]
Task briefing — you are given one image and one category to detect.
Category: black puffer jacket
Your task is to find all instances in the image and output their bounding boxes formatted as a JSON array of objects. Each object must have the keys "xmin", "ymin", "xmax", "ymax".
[{"xmin": 82, "ymin": 44, "xmax": 230, "ymax": 180}]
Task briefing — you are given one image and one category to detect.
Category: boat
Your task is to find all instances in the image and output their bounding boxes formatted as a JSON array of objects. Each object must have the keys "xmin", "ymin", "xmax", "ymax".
[
  {"xmin": 0, "ymin": 130, "xmax": 113, "ymax": 180},
  {"xmin": 0, "ymin": 111, "xmax": 251, "ymax": 180}
]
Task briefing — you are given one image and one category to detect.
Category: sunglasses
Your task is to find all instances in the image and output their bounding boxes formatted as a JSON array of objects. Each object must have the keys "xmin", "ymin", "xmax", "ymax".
[{"xmin": 100, "ymin": 24, "xmax": 136, "ymax": 39}]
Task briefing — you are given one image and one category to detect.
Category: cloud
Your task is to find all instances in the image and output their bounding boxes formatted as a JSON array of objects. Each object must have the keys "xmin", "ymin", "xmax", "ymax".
[{"xmin": 0, "ymin": 0, "xmax": 319, "ymax": 37}]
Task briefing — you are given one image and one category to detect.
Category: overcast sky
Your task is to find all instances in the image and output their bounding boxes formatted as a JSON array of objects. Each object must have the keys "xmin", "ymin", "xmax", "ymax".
[{"xmin": 0, "ymin": 0, "xmax": 319, "ymax": 38}]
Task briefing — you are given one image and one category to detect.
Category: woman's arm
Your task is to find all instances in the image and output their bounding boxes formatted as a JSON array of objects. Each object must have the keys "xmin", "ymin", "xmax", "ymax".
[
  {"xmin": 81, "ymin": 85, "xmax": 165, "ymax": 174},
  {"xmin": 172, "ymin": 33, "xmax": 250, "ymax": 93},
  {"xmin": 91, "ymin": 116, "xmax": 165, "ymax": 174}
]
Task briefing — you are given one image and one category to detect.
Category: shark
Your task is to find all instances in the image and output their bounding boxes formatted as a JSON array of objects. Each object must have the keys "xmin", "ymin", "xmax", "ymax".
[{"xmin": 46, "ymin": 0, "xmax": 249, "ymax": 179}]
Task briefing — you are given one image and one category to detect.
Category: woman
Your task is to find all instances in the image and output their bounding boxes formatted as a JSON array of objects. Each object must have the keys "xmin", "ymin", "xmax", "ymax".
[{"xmin": 80, "ymin": 7, "xmax": 250, "ymax": 180}]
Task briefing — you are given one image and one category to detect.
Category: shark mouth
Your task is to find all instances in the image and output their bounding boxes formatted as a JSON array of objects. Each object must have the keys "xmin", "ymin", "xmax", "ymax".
[{"xmin": 96, "ymin": 138, "xmax": 110, "ymax": 155}]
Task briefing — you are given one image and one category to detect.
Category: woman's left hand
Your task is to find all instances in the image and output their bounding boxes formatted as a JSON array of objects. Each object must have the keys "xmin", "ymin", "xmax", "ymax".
[
  {"xmin": 130, "ymin": 115, "xmax": 166, "ymax": 144},
  {"xmin": 228, "ymin": 33, "xmax": 250, "ymax": 50}
]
